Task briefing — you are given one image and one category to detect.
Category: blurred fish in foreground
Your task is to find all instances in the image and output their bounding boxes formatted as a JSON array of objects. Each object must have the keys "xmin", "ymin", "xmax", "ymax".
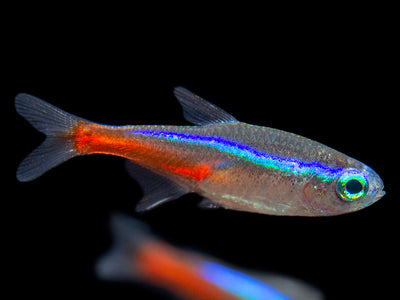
[{"xmin": 96, "ymin": 214, "xmax": 324, "ymax": 300}]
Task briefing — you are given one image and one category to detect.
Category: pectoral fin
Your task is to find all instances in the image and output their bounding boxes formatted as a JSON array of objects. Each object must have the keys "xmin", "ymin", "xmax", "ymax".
[{"xmin": 198, "ymin": 198, "xmax": 221, "ymax": 209}]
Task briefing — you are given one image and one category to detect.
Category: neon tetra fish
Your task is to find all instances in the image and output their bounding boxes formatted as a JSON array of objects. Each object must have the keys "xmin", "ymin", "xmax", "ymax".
[
  {"xmin": 96, "ymin": 214, "xmax": 325, "ymax": 300},
  {"xmin": 15, "ymin": 87, "xmax": 385, "ymax": 216}
]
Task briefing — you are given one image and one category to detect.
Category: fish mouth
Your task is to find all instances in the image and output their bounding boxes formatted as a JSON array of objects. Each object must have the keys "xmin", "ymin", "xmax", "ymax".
[
  {"xmin": 370, "ymin": 176, "xmax": 385, "ymax": 203},
  {"xmin": 375, "ymin": 189, "xmax": 386, "ymax": 200},
  {"xmin": 360, "ymin": 165, "xmax": 385, "ymax": 204}
]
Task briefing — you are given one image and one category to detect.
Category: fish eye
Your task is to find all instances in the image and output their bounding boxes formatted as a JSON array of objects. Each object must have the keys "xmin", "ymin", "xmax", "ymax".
[{"xmin": 336, "ymin": 172, "xmax": 369, "ymax": 202}]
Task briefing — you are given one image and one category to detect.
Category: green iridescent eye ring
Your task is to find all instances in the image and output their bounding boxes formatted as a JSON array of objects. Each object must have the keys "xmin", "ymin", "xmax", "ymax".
[{"xmin": 336, "ymin": 171, "xmax": 369, "ymax": 202}]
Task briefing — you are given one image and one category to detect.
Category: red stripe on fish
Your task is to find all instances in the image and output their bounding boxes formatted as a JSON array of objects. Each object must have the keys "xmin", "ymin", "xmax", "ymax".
[
  {"xmin": 135, "ymin": 242, "xmax": 236, "ymax": 300},
  {"xmin": 161, "ymin": 163, "xmax": 211, "ymax": 181},
  {"xmin": 72, "ymin": 123, "xmax": 133, "ymax": 155},
  {"xmin": 71, "ymin": 123, "xmax": 211, "ymax": 182}
]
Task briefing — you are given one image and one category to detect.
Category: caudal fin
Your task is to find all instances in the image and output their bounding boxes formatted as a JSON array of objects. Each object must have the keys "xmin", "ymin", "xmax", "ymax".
[
  {"xmin": 15, "ymin": 93, "xmax": 85, "ymax": 182},
  {"xmin": 95, "ymin": 213, "xmax": 152, "ymax": 281}
]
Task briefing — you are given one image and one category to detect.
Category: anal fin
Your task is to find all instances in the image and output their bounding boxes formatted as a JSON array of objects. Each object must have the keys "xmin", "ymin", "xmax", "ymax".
[{"xmin": 125, "ymin": 160, "xmax": 188, "ymax": 212}]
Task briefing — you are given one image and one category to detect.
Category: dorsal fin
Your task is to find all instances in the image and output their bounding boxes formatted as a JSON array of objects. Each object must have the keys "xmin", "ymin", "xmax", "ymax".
[{"xmin": 173, "ymin": 87, "xmax": 238, "ymax": 125}]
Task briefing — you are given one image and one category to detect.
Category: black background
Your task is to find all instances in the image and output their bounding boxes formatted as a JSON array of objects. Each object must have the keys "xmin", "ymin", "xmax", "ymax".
[{"xmin": 7, "ymin": 4, "xmax": 397, "ymax": 300}]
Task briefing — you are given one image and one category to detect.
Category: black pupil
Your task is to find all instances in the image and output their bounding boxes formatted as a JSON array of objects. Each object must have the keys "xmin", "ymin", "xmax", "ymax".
[{"xmin": 346, "ymin": 179, "xmax": 363, "ymax": 194}]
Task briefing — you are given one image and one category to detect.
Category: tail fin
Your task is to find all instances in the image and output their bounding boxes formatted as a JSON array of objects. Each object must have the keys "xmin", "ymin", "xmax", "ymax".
[
  {"xmin": 15, "ymin": 93, "xmax": 84, "ymax": 182},
  {"xmin": 96, "ymin": 213, "xmax": 152, "ymax": 281}
]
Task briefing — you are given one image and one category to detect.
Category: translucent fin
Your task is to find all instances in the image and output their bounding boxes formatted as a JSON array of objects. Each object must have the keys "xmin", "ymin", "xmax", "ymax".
[
  {"xmin": 16, "ymin": 137, "xmax": 77, "ymax": 182},
  {"xmin": 173, "ymin": 87, "xmax": 238, "ymax": 125},
  {"xmin": 125, "ymin": 160, "xmax": 189, "ymax": 212},
  {"xmin": 96, "ymin": 213, "xmax": 152, "ymax": 281},
  {"xmin": 15, "ymin": 93, "xmax": 84, "ymax": 181},
  {"xmin": 198, "ymin": 198, "xmax": 221, "ymax": 209}
]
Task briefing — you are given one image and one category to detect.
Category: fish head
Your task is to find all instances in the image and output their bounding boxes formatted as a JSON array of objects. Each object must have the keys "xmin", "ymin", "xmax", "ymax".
[{"xmin": 303, "ymin": 164, "xmax": 385, "ymax": 216}]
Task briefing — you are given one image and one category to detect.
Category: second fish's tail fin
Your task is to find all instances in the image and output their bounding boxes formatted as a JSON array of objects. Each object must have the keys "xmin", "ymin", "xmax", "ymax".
[
  {"xmin": 15, "ymin": 93, "xmax": 85, "ymax": 182},
  {"xmin": 95, "ymin": 213, "xmax": 152, "ymax": 281}
]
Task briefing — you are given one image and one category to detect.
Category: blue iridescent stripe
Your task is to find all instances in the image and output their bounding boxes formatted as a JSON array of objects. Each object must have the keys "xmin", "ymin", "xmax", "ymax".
[
  {"xmin": 129, "ymin": 129, "xmax": 342, "ymax": 180},
  {"xmin": 199, "ymin": 261, "xmax": 292, "ymax": 300}
]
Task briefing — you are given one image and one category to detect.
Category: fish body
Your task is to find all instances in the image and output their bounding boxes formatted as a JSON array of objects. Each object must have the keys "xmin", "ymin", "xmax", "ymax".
[
  {"xmin": 96, "ymin": 214, "xmax": 325, "ymax": 300},
  {"xmin": 15, "ymin": 87, "xmax": 385, "ymax": 216}
]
